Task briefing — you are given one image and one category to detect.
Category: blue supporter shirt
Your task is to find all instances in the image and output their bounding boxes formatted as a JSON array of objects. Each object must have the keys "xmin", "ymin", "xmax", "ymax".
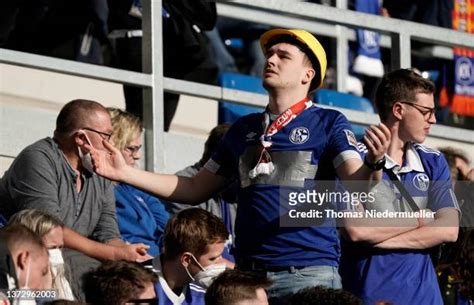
[
  {"xmin": 152, "ymin": 256, "xmax": 206, "ymax": 305},
  {"xmin": 115, "ymin": 183, "xmax": 170, "ymax": 257},
  {"xmin": 340, "ymin": 142, "xmax": 460, "ymax": 305},
  {"xmin": 205, "ymin": 105, "xmax": 361, "ymax": 267}
]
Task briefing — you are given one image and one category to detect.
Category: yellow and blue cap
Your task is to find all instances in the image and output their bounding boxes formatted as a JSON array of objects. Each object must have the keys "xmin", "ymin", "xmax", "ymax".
[{"xmin": 260, "ymin": 29, "xmax": 327, "ymax": 91}]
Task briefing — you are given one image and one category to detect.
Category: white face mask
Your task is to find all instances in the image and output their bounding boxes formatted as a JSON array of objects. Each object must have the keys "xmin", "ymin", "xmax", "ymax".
[
  {"xmin": 48, "ymin": 249, "xmax": 64, "ymax": 266},
  {"xmin": 48, "ymin": 249, "xmax": 75, "ymax": 301},
  {"xmin": 185, "ymin": 254, "xmax": 227, "ymax": 289},
  {"xmin": 77, "ymin": 131, "xmax": 94, "ymax": 173}
]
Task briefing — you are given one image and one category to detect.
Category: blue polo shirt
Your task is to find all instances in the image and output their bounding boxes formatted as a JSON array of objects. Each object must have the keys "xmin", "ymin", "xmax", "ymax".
[
  {"xmin": 205, "ymin": 105, "xmax": 361, "ymax": 267},
  {"xmin": 340, "ymin": 142, "xmax": 459, "ymax": 305}
]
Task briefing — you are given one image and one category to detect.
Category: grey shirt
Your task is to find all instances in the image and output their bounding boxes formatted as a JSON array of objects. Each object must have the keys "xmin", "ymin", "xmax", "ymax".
[{"xmin": 0, "ymin": 137, "xmax": 119, "ymax": 242}]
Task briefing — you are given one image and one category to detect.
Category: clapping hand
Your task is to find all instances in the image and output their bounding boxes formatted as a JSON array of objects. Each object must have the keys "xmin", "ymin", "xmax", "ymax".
[{"xmin": 363, "ymin": 123, "xmax": 391, "ymax": 164}]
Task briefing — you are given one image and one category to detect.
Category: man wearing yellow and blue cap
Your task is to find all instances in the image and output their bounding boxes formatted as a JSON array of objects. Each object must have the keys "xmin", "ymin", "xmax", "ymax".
[
  {"xmin": 259, "ymin": 28, "xmax": 327, "ymax": 96},
  {"xmin": 89, "ymin": 28, "xmax": 390, "ymax": 304}
]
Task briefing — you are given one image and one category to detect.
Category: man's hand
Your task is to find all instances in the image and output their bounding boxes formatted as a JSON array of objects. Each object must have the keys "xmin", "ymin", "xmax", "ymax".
[
  {"xmin": 87, "ymin": 140, "xmax": 130, "ymax": 182},
  {"xmin": 363, "ymin": 123, "xmax": 391, "ymax": 164},
  {"xmin": 114, "ymin": 242, "xmax": 153, "ymax": 262}
]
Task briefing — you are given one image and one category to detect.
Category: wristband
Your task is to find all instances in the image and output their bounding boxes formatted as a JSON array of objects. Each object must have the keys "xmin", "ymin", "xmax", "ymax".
[{"xmin": 364, "ymin": 156, "xmax": 386, "ymax": 171}]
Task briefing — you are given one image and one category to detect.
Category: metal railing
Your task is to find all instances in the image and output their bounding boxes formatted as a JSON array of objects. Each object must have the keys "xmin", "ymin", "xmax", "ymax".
[{"xmin": 1, "ymin": 0, "xmax": 473, "ymax": 171}]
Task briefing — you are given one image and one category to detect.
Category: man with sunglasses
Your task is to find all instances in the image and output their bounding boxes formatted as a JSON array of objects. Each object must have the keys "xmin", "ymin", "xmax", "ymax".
[
  {"xmin": 340, "ymin": 69, "xmax": 460, "ymax": 305},
  {"xmin": 0, "ymin": 99, "xmax": 152, "ymax": 300}
]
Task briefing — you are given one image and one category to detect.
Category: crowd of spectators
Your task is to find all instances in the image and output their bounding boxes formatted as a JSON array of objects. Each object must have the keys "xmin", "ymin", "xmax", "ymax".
[{"xmin": 0, "ymin": 1, "xmax": 473, "ymax": 305}]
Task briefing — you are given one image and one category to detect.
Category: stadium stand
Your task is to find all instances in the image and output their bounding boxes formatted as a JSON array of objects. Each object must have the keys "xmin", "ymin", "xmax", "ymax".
[
  {"xmin": 1, "ymin": 1, "xmax": 473, "ymax": 304},
  {"xmin": 218, "ymin": 72, "xmax": 266, "ymax": 124},
  {"xmin": 314, "ymin": 89, "xmax": 375, "ymax": 139},
  {"xmin": 1, "ymin": 0, "xmax": 473, "ymax": 175}
]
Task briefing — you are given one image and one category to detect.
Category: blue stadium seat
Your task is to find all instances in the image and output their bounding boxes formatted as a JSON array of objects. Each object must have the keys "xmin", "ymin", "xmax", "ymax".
[
  {"xmin": 314, "ymin": 89, "xmax": 375, "ymax": 139},
  {"xmin": 218, "ymin": 72, "xmax": 266, "ymax": 124}
]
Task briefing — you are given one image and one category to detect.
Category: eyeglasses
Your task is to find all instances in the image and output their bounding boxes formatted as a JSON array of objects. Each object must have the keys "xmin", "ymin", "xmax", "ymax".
[
  {"xmin": 399, "ymin": 102, "xmax": 436, "ymax": 120},
  {"xmin": 82, "ymin": 127, "xmax": 113, "ymax": 141},
  {"xmin": 125, "ymin": 145, "xmax": 142, "ymax": 155}
]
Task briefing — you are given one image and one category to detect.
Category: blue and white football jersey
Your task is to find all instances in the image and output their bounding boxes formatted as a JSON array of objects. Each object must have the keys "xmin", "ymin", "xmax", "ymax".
[
  {"xmin": 205, "ymin": 105, "xmax": 361, "ymax": 267},
  {"xmin": 152, "ymin": 256, "xmax": 205, "ymax": 305},
  {"xmin": 340, "ymin": 142, "xmax": 460, "ymax": 305}
]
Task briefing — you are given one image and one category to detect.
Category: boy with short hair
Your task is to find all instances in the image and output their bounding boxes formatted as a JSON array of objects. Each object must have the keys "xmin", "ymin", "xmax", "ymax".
[
  {"xmin": 153, "ymin": 208, "xmax": 229, "ymax": 305},
  {"xmin": 205, "ymin": 269, "xmax": 271, "ymax": 305}
]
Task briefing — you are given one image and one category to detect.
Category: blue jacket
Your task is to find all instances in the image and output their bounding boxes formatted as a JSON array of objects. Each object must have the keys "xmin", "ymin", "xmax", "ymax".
[{"xmin": 114, "ymin": 183, "xmax": 170, "ymax": 256}]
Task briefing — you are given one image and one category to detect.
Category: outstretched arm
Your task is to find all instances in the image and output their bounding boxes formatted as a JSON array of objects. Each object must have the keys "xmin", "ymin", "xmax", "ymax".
[{"xmin": 89, "ymin": 140, "xmax": 228, "ymax": 204}]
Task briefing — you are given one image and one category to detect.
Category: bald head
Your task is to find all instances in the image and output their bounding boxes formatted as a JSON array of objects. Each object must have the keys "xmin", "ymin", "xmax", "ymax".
[{"xmin": 54, "ymin": 99, "xmax": 109, "ymax": 140}]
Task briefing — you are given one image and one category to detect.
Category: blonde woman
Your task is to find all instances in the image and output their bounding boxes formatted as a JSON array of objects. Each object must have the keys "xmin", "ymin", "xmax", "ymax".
[
  {"xmin": 9, "ymin": 209, "xmax": 75, "ymax": 300},
  {"xmin": 108, "ymin": 108, "xmax": 170, "ymax": 257}
]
